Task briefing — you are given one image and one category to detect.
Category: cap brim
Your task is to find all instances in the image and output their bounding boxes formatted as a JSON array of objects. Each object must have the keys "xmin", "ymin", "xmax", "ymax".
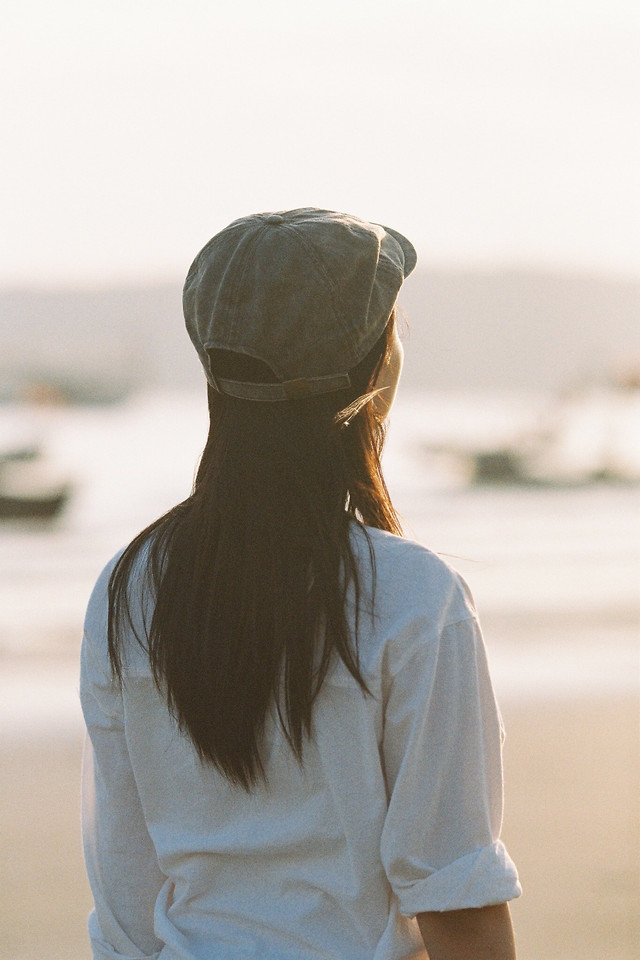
[{"xmin": 382, "ymin": 224, "xmax": 418, "ymax": 278}]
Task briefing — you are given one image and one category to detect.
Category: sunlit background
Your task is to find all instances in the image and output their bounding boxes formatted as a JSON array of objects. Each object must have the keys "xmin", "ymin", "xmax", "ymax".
[
  {"xmin": 1, "ymin": 2, "xmax": 639, "ymax": 958},
  {"xmin": 2, "ymin": 0, "xmax": 640, "ymax": 284}
]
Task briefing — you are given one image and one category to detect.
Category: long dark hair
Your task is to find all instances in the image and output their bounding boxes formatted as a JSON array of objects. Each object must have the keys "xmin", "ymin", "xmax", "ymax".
[{"xmin": 108, "ymin": 312, "xmax": 402, "ymax": 790}]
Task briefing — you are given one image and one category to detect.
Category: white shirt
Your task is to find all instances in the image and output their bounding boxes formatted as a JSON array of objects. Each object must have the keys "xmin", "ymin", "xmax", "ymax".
[{"xmin": 80, "ymin": 524, "xmax": 521, "ymax": 960}]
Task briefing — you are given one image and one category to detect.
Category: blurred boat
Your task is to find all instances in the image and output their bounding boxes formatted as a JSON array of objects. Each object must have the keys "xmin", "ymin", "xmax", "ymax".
[
  {"xmin": 0, "ymin": 371, "xmax": 132, "ymax": 406},
  {"xmin": 0, "ymin": 485, "xmax": 71, "ymax": 520},
  {"xmin": 426, "ymin": 373, "xmax": 640, "ymax": 487},
  {"xmin": 0, "ymin": 445, "xmax": 72, "ymax": 522},
  {"xmin": 0, "ymin": 445, "xmax": 39, "ymax": 466}
]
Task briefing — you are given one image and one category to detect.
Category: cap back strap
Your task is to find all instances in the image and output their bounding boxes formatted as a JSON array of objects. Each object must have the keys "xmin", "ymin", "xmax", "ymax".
[{"xmin": 211, "ymin": 372, "xmax": 352, "ymax": 401}]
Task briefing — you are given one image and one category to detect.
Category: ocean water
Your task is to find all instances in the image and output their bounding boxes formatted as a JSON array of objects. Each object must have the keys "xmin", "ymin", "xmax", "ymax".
[{"xmin": 1, "ymin": 388, "xmax": 638, "ymax": 735}]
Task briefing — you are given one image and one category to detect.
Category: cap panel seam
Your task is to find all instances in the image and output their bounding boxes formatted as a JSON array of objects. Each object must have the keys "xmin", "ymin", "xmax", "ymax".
[
  {"xmin": 376, "ymin": 257, "xmax": 404, "ymax": 278},
  {"xmin": 284, "ymin": 223, "xmax": 352, "ymax": 347},
  {"xmin": 287, "ymin": 224, "xmax": 401, "ymax": 346},
  {"xmin": 222, "ymin": 221, "xmax": 270, "ymax": 333}
]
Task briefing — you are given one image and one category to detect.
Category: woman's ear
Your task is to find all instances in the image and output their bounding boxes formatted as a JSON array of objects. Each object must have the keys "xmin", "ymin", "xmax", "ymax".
[{"xmin": 373, "ymin": 329, "xmax": 404, "ymax": 419}]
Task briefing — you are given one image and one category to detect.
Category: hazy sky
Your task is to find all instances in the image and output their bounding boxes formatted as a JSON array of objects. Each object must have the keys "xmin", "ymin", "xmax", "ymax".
[{"xmin": 2, "ymin": 0, "xmax": 639, "ymax": 285}]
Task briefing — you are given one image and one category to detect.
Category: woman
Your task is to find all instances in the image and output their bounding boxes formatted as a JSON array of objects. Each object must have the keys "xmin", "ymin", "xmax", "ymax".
[{"xmin": 81, "ymin": 208, "xmax": 521, "ymax": 960}]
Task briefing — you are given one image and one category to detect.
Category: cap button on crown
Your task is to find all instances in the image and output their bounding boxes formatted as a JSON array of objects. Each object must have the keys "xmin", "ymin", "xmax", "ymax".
[{"xmin": 265, "ymin": 214, "xmax": 285, "ymax": 224}]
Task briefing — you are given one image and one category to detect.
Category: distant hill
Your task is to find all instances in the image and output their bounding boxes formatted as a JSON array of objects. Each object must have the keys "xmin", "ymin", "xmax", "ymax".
[
  {"xmin": 398, "ymin": 268, "xmax": 640, "ymax": 392},
  {"xmin": 1, "ymin": 269, "xmax": 638, "ymax": 399}
]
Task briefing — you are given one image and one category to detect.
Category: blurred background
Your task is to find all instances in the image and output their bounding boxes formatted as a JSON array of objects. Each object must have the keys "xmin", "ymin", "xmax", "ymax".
[{"xmin": 1, "ymin": 1, "xmax": 638, "ymax": 957}]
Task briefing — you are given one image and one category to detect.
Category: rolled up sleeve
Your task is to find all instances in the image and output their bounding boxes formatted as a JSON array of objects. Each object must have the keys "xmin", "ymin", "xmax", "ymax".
[{"xmin": 380, "ymin": 614, "xmax": 521, "ymax": 915}]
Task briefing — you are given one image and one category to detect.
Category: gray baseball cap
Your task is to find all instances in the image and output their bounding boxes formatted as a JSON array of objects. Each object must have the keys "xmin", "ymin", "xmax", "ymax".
[{"xmin": 183, "ymin": 207, "xmax": 417, "ymax": 401}]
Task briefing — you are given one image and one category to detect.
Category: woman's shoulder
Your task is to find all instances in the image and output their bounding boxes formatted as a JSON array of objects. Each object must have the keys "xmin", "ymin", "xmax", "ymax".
[
  {"xmin": 351, "ymin": 522, "xmax": 477, "ymax": 629},
  {"xmin": 83, "ymin": 538, "xmax": 155, "ymax": 652},
  {"xmin": 83, "ymin": 548, "xmax": 125, "ymax": 637}
]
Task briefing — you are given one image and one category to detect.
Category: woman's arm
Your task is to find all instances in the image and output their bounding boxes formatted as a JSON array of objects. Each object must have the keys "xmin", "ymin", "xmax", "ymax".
[
  {"xmin": 380, "ymin": 611, "xmax": 521, "ymax": 918},
  {"xmin": 417, "ymin": 903, "xmax": 516, "ymax": 960},
  {"xmin": 80, "ymin": 611, "xmax": 166, "ymax": 959}
]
